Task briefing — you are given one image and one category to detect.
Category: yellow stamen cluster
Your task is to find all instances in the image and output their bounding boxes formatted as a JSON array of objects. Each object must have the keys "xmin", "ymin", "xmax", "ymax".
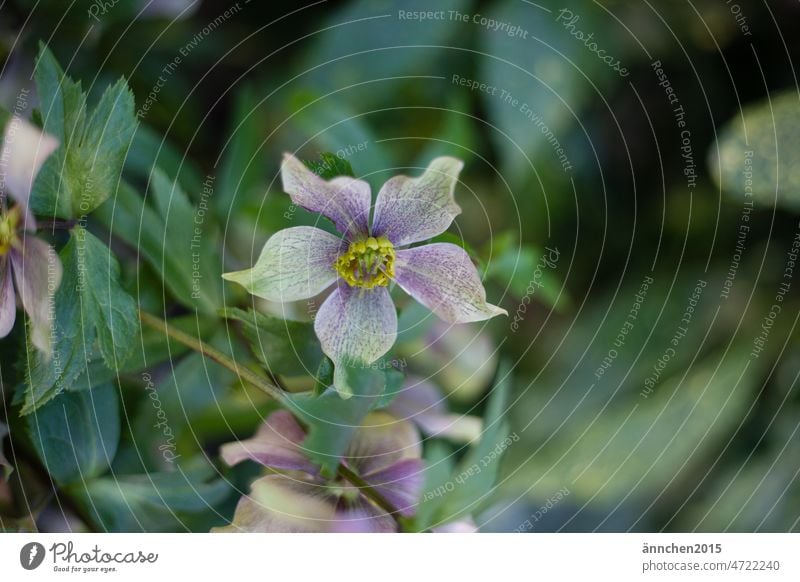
[
  {"xmin": 334, "ymin": 236, "xmax": 395, "ymax": 289},
  {"xmin": 0, "ymin": 206, "xmax": 21, "ymax": 256}
]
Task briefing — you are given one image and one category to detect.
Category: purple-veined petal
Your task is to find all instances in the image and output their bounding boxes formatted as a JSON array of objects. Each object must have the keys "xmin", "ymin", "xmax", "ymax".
[
  {"xmin": 220, "ymin": 410, "xmax": 317, "ymax": 474},
  {"xmin": 314, "ymin": 285, "xmax": 397, "ymax": 397},
  {"xmin": 388, "ymin": 376, "xmax": 482, "ymax": 443},
  {"xmin": 332, "ymin": 497, "xmax": 397, "ymax": 533},
  {"xmin": 1, "ymin": 116, "xmax": 59, "ymax": 219},
  {"xmin": 372, "ymin": 157, "xmax": 463, "ymax": 247},
  {"xmin": 281, "ymin": 153, "xmax": 371, "ymax": 240},
  {"xmin": 361, "ymin": 458, "xmax": 424, "ymax": 518},
  {"xmin": 394, "ymin": 243, "xmax": 506, "ymax": 323},
  {"xmin": 213, "ymin": 475, "xmax": 337, "ymax": 533},
  {"xmin": 0, "ymin": 260, "xmax": 15, "ymax": 338},
  {"xmin": 345, "ymin": 412, "xmax": 422, "ymax": 476},
  {"xmin": 222, "ymin": 226, "xmax": 341, "ymax": 302},
  {"xmin": 10, "ymin": 236, "xmax": 61, "ymax": 355}
]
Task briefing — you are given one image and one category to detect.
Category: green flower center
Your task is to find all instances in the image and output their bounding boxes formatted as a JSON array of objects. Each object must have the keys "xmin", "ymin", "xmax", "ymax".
[
  {"xmin": 0, "ymin": 206, "xmax": 21, "ymax": 256},
  {"xmin": 334, "ymin": 236, "xmax": 395, "ymax": 289}
]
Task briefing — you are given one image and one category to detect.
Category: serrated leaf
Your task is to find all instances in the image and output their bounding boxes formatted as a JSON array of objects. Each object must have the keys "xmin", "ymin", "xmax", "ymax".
[
  {"xmin": 222, "ymin": 307, "xmax": 323, "ymax": 377},
  {"xmin": 23, "ymin": 227, "xmax": 137, "ymax": 414},
  {"xmin": 30, "ymin": 44, "xmax": 136, "ymax": 218},
  {"xmin": 26, "ymin": 383, "xmax": 119, "ymax": 485}
]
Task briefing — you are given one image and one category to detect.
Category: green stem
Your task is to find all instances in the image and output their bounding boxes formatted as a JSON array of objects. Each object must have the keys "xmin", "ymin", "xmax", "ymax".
[
  {"xmin": 139, "ymin": 310, "xmax": 284, "ymax": 402},
  {"xmin": 138, "ymin": 310, "xmax": 406, "ymax": 528}
]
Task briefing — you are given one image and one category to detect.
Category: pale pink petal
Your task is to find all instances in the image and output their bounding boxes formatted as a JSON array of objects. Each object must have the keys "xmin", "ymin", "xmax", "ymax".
[
  {"xmin": 223, "ymin": 226, "xmax": 341, "ymax": 302},
  {"xmin": 331, "ymin": 498, "xmax": 397, "ymax": 533},
  {"xmin": 360, "ymin": 458, "xmax": 424, "ymax": 518},
  {"xmin": 10, "ymin": 236, "xmax": 61, "ymax": 354},
  {"xmin": 1, "ymin": 116, "xmax": 59, "ymax": 217},
  {"xmin": 346, "ymin": 412, "xmax": 422, "ymax": 476},
  {"xmin": 220, "ymin": 410, "xmax": 317, "ymax": 474},
  {"xmin": 281, "ymin": 153, "xmax": 371, "ymax": 240},
  {"xmin": 213, "ymin": 475, "xmax": 337, "ymax": 533},
  {"xmin": 388, "ymin": 376, "xmax": 482, "ymax": 443},
  {"xmin": 394, "ymin": 243, "xmax": 506, "ymax": 323},
  {"xmin": 314, "ymin": 285, "xmax": 397, "ymax": 396},
  {"xmin": 0, "ymin": 260, "xmax": 16, "ymax": 338},
  {"xmin": 372, "ymin": 157, "xmax": 463, "ymax": 247}
]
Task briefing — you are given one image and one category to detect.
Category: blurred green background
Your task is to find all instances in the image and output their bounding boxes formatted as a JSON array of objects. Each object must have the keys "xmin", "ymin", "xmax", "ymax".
[{"xmin": 2, "ymin": 0, "xmax": 799, "ymax": 532}]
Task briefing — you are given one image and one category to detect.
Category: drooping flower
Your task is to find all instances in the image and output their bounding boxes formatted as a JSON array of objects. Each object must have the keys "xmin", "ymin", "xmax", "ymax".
[
  {"xmin": 223, "ymin": 155, "xmax": 506, "ymax": 395},
  {"xmin": 214, "ymin": 410, "xmax": 424, "ymax": 533},
  {"xmin": 387, "ymin": 375, "xmax": 482, "ymax": 443},
  {"xmin": 0, "ymin": 115, "xmax": 61, "ymax": 353}
]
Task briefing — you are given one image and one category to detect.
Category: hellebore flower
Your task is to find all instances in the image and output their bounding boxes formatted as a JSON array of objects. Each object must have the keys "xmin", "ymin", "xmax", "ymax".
[
  {"xmin": 214, "ymin": 410, "xmax": 423, "ymax": 533},
  {"xmin": 223, "ymin": 155, "xmax": 506, "ymax": 395},
  {"xmin": 0, "ymin": 116, "xmax": 61, "ymax": 353},
  {"xmin": 387, "ymin": 375, "xmax": 482, "ymax": 443}
]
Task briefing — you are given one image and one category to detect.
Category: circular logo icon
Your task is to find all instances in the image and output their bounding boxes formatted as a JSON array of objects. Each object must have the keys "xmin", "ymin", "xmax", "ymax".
[{"xmin": 20, "ymin": 542, "xmax": 46, "ymax": 570}]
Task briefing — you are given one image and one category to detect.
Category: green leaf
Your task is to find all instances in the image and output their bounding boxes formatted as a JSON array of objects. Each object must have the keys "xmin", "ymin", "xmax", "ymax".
[
  {"xmin": 485, "ymin": 233, "xmax": 568, "ymax": 311},
  {"xmin": 31, "ymin": 44, "xmax": 136, "ymax": 218},
  {"xmin": 23, "ymin": 227, "xmax": 137, "ymax": 414},
  {"xmin": 299, "ymin": 0, "xmax": 473, "ymax": 107},
  {"xmin": 222, "ymin": 307, "xmax": 323, "ymax": 377},
  {"xmin": 505, "ymin": 348, "xmax": 760, "ymax": 507},
  {"xmin": 215, "ymin": 85, "xmax": 268, "ymax": 218},
  {"xmin": 124, "ymin": 123, "xmax": 203, "ymax": 193},
  {"xmin": 65, "ymin": 460, "xmax": 231, "ymax": 532},
  {"xmin": 94, "ymin": 173, "xmax": 222, "ymax": 313},
  {"xmin": 287, "ymin": 91, "xmax": 391, "ymax": 180},
  {"xmin": 414, "ymin": 364, "xmax": 512, "ymax": 530},
  {"xmin": 478, "ymin": 0, "xmax": 626, "ymax": 184},
  {"xmin": 414, "ymin": 441, "xmax": 455, "ymax": 531},
  {"xmin": 285, "ymin": 364, "xmax": 390, "ymax": 476},
  {"xmin": 305, "ymin": 152, "xmax": 355, "ymax": 180},
  {"xmin": 26, "ymin": 383, "xmax": 119, "ymax": 485},
  {"xmin": 711, "ymin": 90, "xmax": 800, "ymax": 211},
  {"xmin": 440, "ymin": 363, "xmax": 512, "ymax": 520}
]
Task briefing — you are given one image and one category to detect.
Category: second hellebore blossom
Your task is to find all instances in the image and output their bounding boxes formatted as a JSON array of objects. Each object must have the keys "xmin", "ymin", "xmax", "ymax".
[
  {"xmin": 0, "ymin": 115, "xmax": 61, "ymax": 354},
  {"xmin": 224, "ymin": 155, "xmax": 506, "ymax": 395}
]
